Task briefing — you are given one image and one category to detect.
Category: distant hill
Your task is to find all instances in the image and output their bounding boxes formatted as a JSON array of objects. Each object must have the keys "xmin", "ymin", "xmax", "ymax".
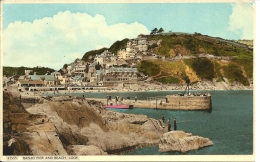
[{"xmin": 3, "ymin": 66, "xmax": 56, "ymax": 77}]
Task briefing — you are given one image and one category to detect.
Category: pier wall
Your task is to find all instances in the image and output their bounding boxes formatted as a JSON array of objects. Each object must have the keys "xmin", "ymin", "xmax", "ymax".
[
  {"xmin": 94, "ymin": 95, "xmax": 212, "ymax": 111},
  {"xmin": 163, "ymin": 95, "xmax": 212, "ymax": 110},
  {"xmin": 132, "ymin": 96, "xmax": 211, "ymax": 110}
]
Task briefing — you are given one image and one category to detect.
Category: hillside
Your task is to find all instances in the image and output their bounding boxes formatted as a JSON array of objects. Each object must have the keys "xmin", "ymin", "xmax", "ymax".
[
  {"xmin": 137, "ymin": 56, "xmax": 251, "ymax": 86},
  {"xmin": 138, "ymin": 33, "xmax": 253, "ymax": 86}
]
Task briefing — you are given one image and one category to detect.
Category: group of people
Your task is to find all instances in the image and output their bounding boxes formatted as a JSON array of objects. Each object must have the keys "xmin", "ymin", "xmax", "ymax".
[
  {"xmin": 161, "ymin": 114, "xmax": 177, "ymax": 132},
  {"xmin": 106, "ymin": 95, "xmax": 137, "ymax": 105},
  {"xmin": 106, "ymin": 95, "xmax": 126, "ymax": 105}
]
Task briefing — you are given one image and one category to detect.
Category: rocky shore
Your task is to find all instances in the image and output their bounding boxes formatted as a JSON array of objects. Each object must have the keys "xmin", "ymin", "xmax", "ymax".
[{"xmin": 3, "ymin": 88, "xmax": 214, "ymax": 155}]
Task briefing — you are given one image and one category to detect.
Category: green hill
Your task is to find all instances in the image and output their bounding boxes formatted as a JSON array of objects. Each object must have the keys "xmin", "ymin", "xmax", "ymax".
[
  {"xmin": 138, "ymin": 33, "xmax": 253, "ymax": 86},
  {"xmin": 147, "ymin": 33, "xmax": 252, "ymax": 57},
  {"xmin": 3, "ymin": 66, "xmax": 55, "ymax": 77}
]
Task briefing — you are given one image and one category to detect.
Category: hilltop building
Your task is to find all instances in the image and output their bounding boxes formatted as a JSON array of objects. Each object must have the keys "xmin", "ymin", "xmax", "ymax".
[
  {"xmin": 117, "ymin": 34, "xmax": 148, "ymax": 59},
  {"xmin": 94, "ymin": 50, "xmax": 117, "ymax": 68}
]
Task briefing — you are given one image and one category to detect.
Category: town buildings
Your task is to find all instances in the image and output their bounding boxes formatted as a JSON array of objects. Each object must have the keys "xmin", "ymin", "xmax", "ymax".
[{"xmin": 13, "ymin": 34, "xmax": 153, "ymax": 91}]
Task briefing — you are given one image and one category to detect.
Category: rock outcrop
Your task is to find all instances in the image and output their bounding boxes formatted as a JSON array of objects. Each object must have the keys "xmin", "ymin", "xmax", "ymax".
[
  {"xmin": 24, "ymin": 96, "xmax": 169, "ymax": 155},
  {"xmin": 158, "ymin": 131, "xmax": 213, "ymax": 153}
]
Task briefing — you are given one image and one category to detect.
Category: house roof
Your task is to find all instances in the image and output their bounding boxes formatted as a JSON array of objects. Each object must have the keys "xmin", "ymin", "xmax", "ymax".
[
  {"xmin": 96, "ymin": 69, "xmax": 106, "ymax": 75},
  {"xmin": 109, "ymin": 67, "xmax": 138, "ymax": 73},
  {"xmin": 72, "ymin": 75, "xmax": 83, "ymax": 80},
  {"xmin": 89, "ymin": 62, "xmax": 97, "ymax": 67},
  {"xmin": 29, "ymin": 75, "xmax": 58, "ymax": 81},
  {"xmin": 18, "ymin": 80, "xmax": 43, "ymax": 84},
  {"xmin": 51, "ymin": 71, "xmax": 61, "ymax": 75}
]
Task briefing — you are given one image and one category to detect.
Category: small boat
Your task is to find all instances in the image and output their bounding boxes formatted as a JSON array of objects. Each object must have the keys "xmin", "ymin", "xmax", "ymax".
[{"xmin": 105, "ymin": 104, "xmax": 132, "ymax": 109}]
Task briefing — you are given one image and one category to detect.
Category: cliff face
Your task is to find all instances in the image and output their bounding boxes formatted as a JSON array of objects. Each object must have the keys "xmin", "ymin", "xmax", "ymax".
[{"xmin": 3, "ymin": 91, "xmax": 32, "ymax": 155}]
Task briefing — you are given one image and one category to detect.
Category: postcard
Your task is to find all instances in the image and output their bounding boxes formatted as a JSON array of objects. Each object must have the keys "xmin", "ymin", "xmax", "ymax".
[{"xmin": 0, "ymin": 0, "xmax": 257, "ymax": 161}]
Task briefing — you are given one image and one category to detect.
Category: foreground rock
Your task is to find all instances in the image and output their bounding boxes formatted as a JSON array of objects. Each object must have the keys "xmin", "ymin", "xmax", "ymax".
[
  {"xmin": 159, "ymin": 131, "xmax": 213, "ymax": 153},
  {"xmin": 23, "ymin": 96, "xmax": 169, "ymax": 155},
  {"xmin": 67, "ymin": 145, "xmax": 108, "ymax": 155}
]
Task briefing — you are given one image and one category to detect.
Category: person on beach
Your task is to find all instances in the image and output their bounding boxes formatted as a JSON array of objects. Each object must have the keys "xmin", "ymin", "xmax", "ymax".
[
  {"xmin": 135, "ymin": 96, "xmax": 137, "ymax": 102},
  {"xmin": 174, "ymin": 118, "xmax": 177, "ymax": 130},
  {"xmin": 115, "ymin": 95, "xmax": 118, "ymax": 105},
  {"xmin": 161, "ymin": 114, "xmax": 165, "ymax": 123},
  {"xmin": 107, "ymin": 95, "xmax": 109, "ymax": 105},
  {"xmin": 167, "ymin": 118, "xmax": 171, "ymax": 132}
]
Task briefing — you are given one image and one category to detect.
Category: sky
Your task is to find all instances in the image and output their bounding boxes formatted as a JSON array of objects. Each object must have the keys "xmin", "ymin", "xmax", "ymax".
[{"xmin": 2, "ymin": 2, "xmax": 255, "ymax": 70}]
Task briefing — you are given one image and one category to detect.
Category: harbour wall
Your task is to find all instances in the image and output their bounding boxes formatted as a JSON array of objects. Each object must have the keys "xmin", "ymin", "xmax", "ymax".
[
  {"xmin": 131, "ymin": 96, "xmax": 212, "ymax": 110},
  {"xmin": 89, "ymin": 95, "xmax": 212, "ymax": 111}
]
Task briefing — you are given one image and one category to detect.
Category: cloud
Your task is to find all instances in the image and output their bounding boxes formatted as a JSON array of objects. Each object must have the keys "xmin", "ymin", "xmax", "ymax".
[
  {"xmin": 228, "ymin": 3, "xmax": 253, "ymax": 40},
  {"xmin": 3, "ymin": 10, "xmax": 150, "ymax": 70}
]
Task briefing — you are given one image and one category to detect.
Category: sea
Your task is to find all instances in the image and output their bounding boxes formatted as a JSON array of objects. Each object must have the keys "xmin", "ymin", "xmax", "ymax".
[{"xmin": 42, "ymin": 90, "xmax": 253, "ymax": 155}]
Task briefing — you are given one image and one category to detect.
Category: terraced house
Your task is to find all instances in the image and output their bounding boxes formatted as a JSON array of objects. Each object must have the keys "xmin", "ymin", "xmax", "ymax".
[{"xmin": 102, "ymin": 67, "xmax": 138, "ymax": 86}]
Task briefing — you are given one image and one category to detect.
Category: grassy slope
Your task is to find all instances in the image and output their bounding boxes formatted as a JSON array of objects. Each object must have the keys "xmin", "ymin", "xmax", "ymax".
[
  {"xmin": 151, "ymin": 34, "xmax": 253, "ymax": 57},
  {"xmin": 144, "ymin": 34, "xmax": 253, "ymax": 85}
]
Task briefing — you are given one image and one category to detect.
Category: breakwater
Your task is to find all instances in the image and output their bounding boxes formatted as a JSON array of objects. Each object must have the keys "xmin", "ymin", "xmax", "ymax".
[
  {"xmin": 164, "ymin": 94, "xmax": 212, "ymax": 110},
  {"xmin": 91, "ymin": 95, "xmax": 212, "ymax": 111}
]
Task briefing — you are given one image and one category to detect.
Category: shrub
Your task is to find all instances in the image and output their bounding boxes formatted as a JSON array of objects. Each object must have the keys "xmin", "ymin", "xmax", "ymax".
[
  {"xmin": 222, "ymin": 63, "xmax": 249, "ymax": 86},
  {"xmin": 183, "ymin": 58, "xmax": 215, "ymax": 81}
]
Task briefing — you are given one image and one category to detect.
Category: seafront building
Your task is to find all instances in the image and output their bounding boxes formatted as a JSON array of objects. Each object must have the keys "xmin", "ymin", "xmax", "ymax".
[{"xmin": 17, "ymin": 72, "xmax": 60, "ymax": 91}]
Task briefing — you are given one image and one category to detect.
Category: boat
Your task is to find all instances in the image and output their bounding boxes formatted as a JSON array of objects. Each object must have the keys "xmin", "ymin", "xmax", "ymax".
[{"xmin": 105, "ymin": 104, "xmax": 133, "ymax": 109}]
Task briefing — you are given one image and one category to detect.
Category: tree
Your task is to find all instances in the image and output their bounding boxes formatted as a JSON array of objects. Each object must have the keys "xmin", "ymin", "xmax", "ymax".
[
  {"xmin": 158, "ymin": 27, "xmax": 164, "ymax": 34},
  {"xmin": 63, "ymin": 64, "xmax": 68, "ymax": 69},
  {"xmin": 150, "ymin": 28, "xmax": 158, "ymax": 35}
]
